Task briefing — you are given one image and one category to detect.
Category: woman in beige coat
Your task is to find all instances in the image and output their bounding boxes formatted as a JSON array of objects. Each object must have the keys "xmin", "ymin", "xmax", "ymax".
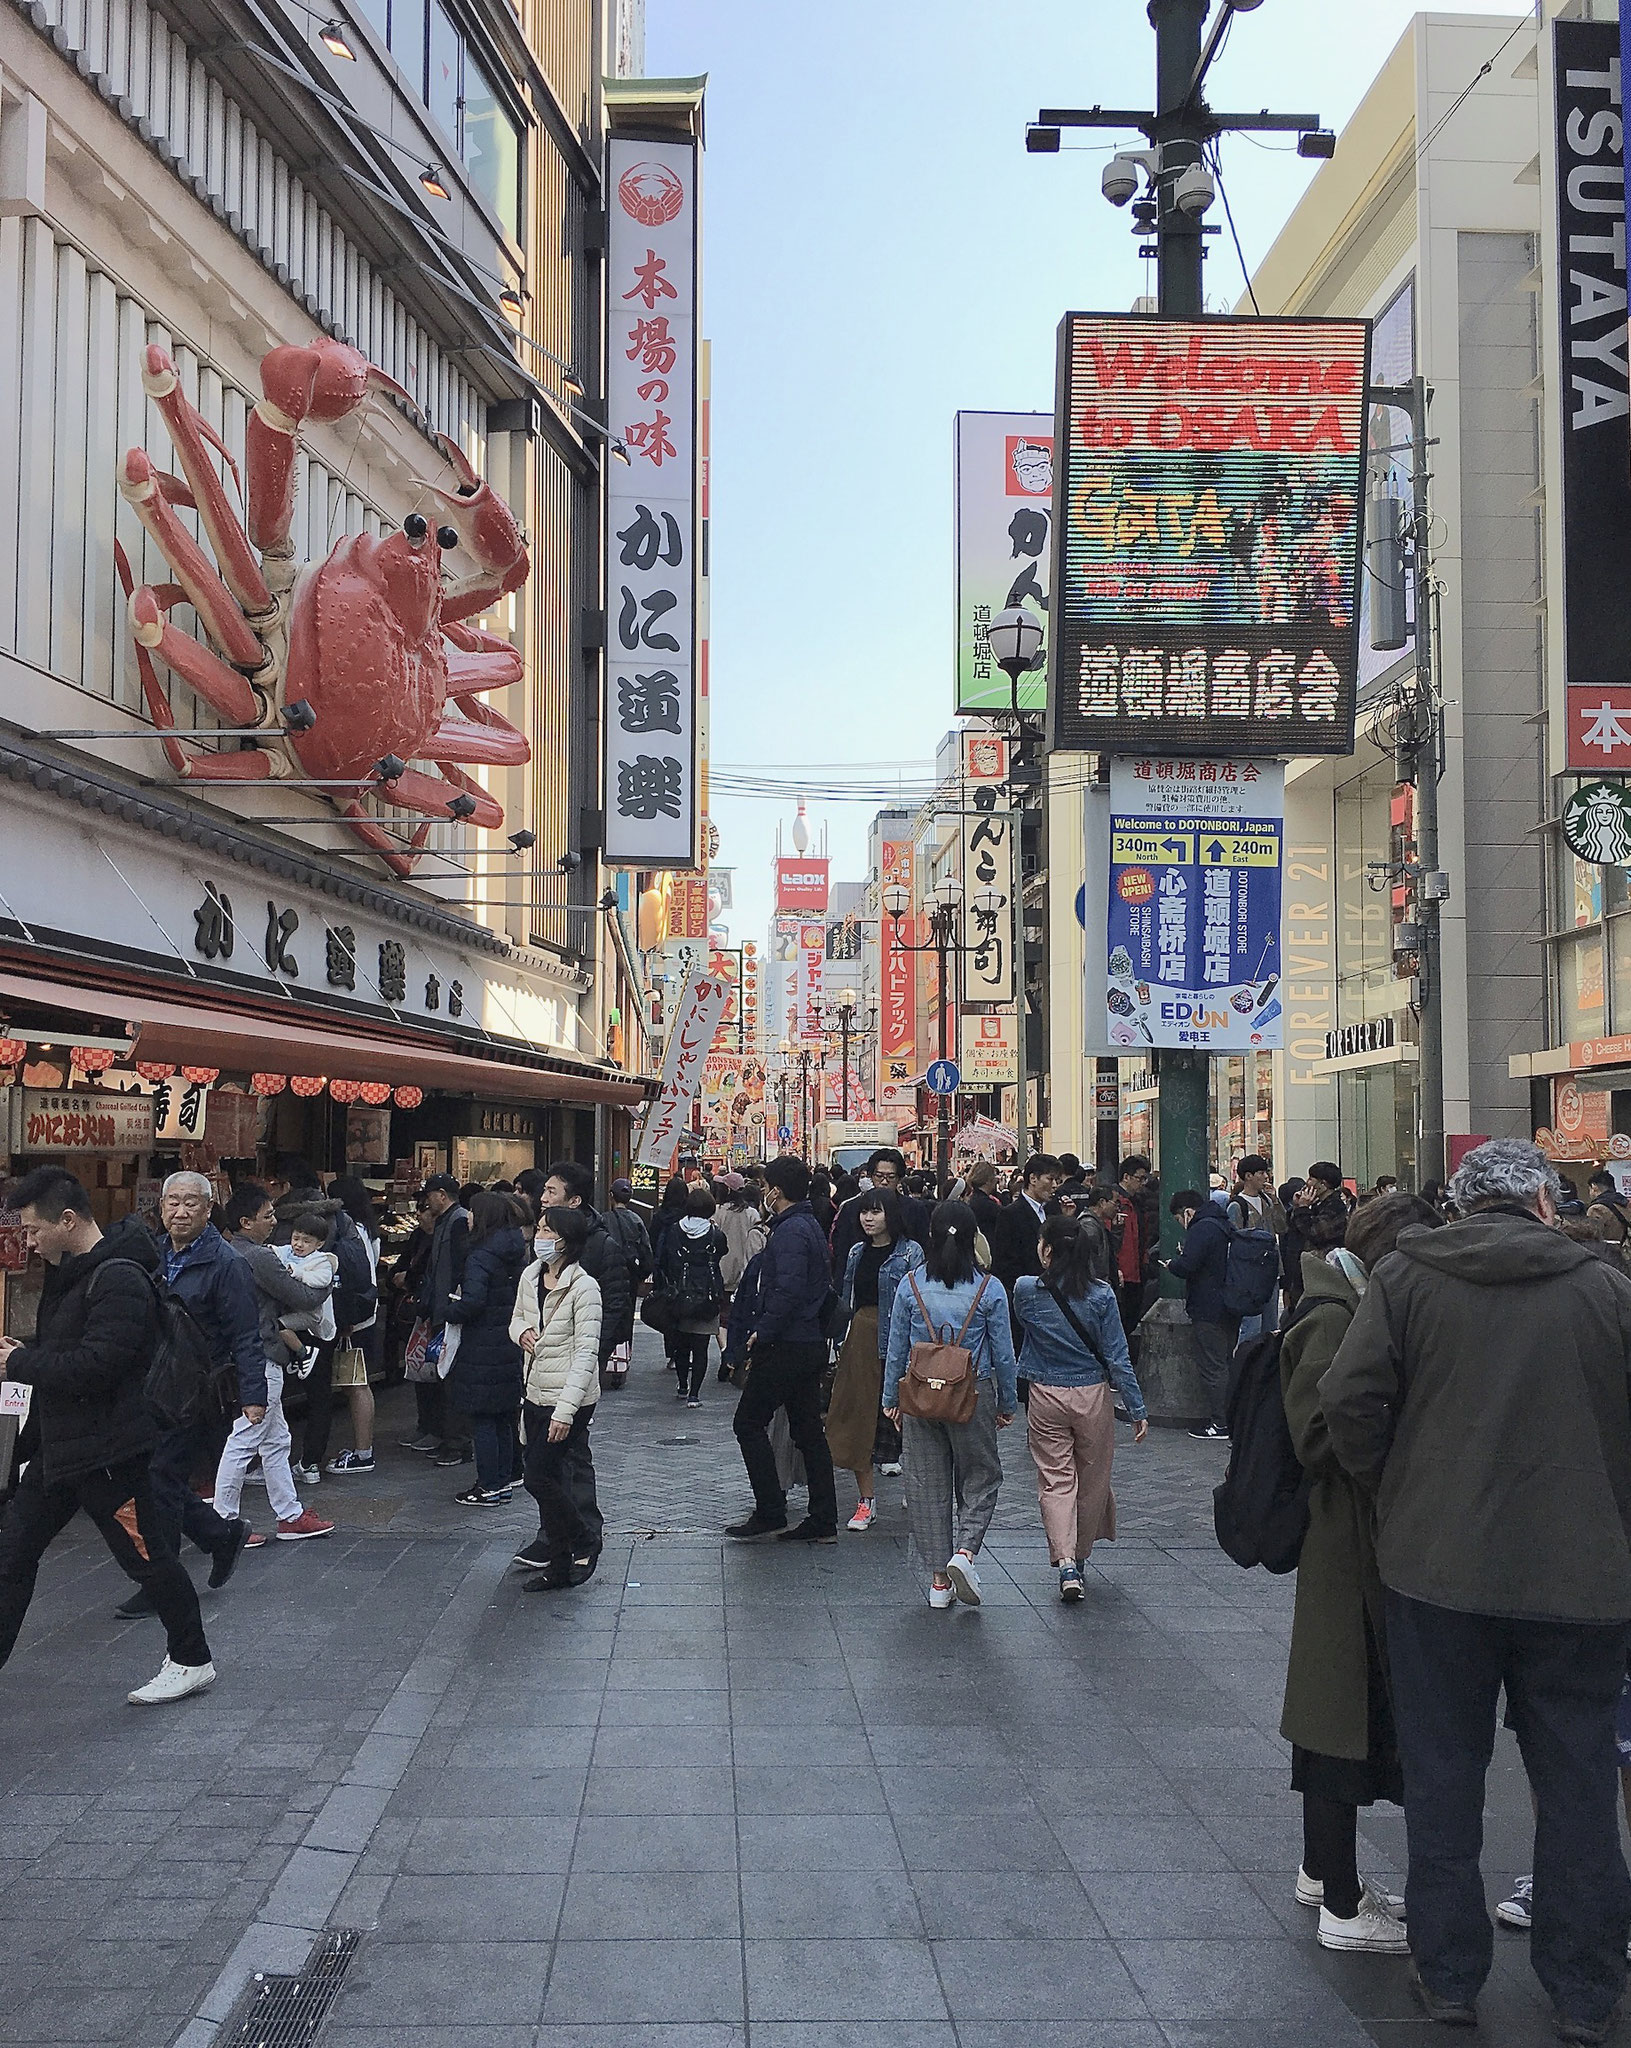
[{"xmin": 510, "ymin": 1205, "xmax": 603, "ymax": 1591}]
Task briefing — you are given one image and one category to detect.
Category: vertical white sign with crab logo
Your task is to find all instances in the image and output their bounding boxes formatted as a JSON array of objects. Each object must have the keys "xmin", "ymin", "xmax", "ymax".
[{"xmin": 604, "ymin": 134, "xmax": 700, "ymax": 867}]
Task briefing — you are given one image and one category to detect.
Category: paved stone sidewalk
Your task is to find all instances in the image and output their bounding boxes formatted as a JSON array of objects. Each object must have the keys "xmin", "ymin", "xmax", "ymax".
[{"xmin": 0, "ymin": 1333, "xmax": 1559, "ymax": 2045}]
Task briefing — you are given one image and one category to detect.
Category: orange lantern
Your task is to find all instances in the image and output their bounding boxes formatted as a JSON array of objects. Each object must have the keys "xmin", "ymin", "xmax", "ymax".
[
  {"xmin": 393, "ymin": 1085, "xmax": 423, "ymax": 1110},
  {"xmin": 181, "ymin": 1065, "xmax": 219, "ymax": 1086},
  {"xmin": 329, "ymin": 1077, "xmax": 362, "ymax": 1104},
  {"xmin": 358, "ymin": 1082, "xmax": 391, "ymax": 1106},
  {"xmin": 289, "ymin": 1075, "xmax": 327, "ymax": 1098},
  {"xmin": 135, "ymin": 1061, "xmax": 176, "ymax": 1082},
  {"xmin": 0, "ymin": 1037, "xmax": 29, "ymax": 1068},
  {"xmin": 250, "ymin": 1072, "xmax": 287, "ymax": 1097},
  {"xmin": 72, "ymin": 1046, "xmax": 117, "ymax": 1074}
]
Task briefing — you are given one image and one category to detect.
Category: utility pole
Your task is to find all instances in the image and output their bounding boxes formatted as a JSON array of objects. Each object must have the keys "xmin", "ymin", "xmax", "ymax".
[{"xmin": 1027, "ymin": 0, "xmax": 1330, "ymax": 1261}]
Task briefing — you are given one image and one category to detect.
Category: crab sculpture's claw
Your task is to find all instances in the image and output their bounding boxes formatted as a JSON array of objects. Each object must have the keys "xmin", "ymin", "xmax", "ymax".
[{"xmin": 429, "ymin": 434, "xmax": 530, "ymax": 625}]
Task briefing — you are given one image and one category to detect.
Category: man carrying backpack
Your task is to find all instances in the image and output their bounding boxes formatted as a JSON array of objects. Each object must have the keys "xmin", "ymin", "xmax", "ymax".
[
  {"xmin": 1167, "ymin": 1188, "xmax": 1237, "ymax": 1443},
  {"xmin": 0, "ymin": 1168, "xmax": 215, "ymax": 1703},
  {"xmin": 1229, "ymin": 1156, "xmax": 1287, "ymax": 1336}
]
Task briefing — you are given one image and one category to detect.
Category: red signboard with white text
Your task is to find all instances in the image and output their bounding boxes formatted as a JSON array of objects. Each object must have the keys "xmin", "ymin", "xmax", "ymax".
[
  {"xmin": 880, "ymin": 841, "xmax": 915, "ymax": 1071},
  {"xmin": 774, "ymin": 858, "xmax": 830, "ymax": 913}
]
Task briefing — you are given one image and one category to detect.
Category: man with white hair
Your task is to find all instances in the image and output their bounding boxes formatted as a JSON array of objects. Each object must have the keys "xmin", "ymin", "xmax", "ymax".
[
  {"xmin": 1322, "ymin": 1138, "xmax": 1631, "ymax": 2041},
  {"xmin": 119, "ymin": 1170, "xmax": 265, "ymax": 1618}
]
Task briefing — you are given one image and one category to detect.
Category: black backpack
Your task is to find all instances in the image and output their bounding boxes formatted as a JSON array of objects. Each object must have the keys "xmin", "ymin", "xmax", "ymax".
[
  {"xmin": 332, "ymin": 1219, "xmax": 377, "ymax": 1330},
  {"xmin": 1212, "ymin": 1300, "xmax": 1320, "ymax": 1574},
  {"xmin": 666, "ymin": 1231, "xmax": 725, "ymax": 1321},
  {"xmin": 93, "ymin": 1260, "xmax": 221, "ymax": 1428},
  {"xmin": 1220, "ymin": 1210, "xmax": 1280, "ymax": 1318}
]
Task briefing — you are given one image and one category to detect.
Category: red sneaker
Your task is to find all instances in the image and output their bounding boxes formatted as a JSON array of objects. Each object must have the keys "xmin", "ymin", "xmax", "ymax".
[{"xmin": 275, "ymin": 1510, "xmax": 335, "ymax": 1542}]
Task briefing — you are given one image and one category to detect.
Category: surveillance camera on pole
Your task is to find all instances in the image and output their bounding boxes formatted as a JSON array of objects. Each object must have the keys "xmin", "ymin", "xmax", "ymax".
[
  {"xmin": 1102, "ymin": 148, "xmax": 1158, "ymax": 207},
  {"xmin": 1172, "ymin": 161, "xmax": 1216, "ymax": 219}
]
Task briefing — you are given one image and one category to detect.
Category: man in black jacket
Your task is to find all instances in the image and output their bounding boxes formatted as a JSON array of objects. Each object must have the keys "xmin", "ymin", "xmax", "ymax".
[
  {"xmin": 728, "ymin": 1155, "xmax": 838, "ymax": 1544},
  {"xmin": 0, "ymin": 1169, "xmax": 214, "ymax": 1703},
  {"xmin": 987, "ymin": 1153, "xmax": 1063, "ymax": 1345},
  {"xmin": 400, "ymin": 1173, "xmax": 469, "ymax": 1457},
  {"xmin": 540, "ymin": 1161, "xmax": 634, "ymax": 1387}
]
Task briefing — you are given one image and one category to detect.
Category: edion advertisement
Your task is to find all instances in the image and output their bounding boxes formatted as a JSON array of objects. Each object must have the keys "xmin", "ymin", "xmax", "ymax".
[{"xmin": 1048, "ymin": 313, "xmax": 1370, "ymax": 758}]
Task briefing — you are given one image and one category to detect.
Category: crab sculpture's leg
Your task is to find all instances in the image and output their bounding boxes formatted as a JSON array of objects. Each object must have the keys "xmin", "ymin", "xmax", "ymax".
[
  {"xmin": 247, "ymin": 339, "xmax": 416, "ymax": 557},
  {"xmin": 376, "ymin": 763, "xmax": 504, "ymax": 830},
  {"xmin": 338, "ymin": 803, "xmax": 432, "ymax": 880},
  {"xmin": 113, "ymin": 542, "xmax": 269, "ymax": 780}
]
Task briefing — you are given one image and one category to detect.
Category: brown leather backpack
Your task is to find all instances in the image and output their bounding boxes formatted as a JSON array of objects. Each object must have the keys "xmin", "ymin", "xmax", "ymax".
[{"xmin": 898, "ymin": 1273, "xmax": 987, "ymax": 1425}]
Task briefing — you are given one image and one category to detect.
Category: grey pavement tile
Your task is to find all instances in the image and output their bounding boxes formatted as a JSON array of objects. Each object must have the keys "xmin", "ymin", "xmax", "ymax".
[
  {"xmin": 377, "ymin": 1872, "xmax": 564, "ymax": 1941},
  {"xmin": 879, "ymin": 1766, "xmax": 1040, "ymax": 1815},
  {"xmin": 742, "ymin": 1866, "xmax": 925, "ymax": 1939},
  {"xmin": 747, "ymin": 2029, "xmax": 958, "ymax": 2048},
  {"xmin": 1159, "ymin": 2026, "xmax": 1375, "ymax": 2048},
  {"xmin": 603, "ymin": 1659, "xmax": 730, "ymax": 1690},
  {"xmin": 729, "ymin": 1688, "xmax": 862, "ymax": 1728},
  {"xmin": 744, "ymin": 1936, "xmax": 949, "ymax": 2021},
  {"xmin": 930, "ymin": 1939, "xmax": 1150, "ymax": 2022},
  {"xmin": 542, "ymin": 1937, "xmax": 744, "ymax": 2022},
  {"xmin": 559, "ymin": 1868, "xmax": 739, "ymax": 1940},
  {"xmin": 912, "ymin": 1870, "xmax": 1103, "ymax": 1941},
  {"xmin": 954, "ymin": 2029, "xmax": 1167, "ymax": 2047},
  {"xmin": 1082, "ymin": 1871, "xmax": 1288, "ymax": 1940},
  {"xmin": 893, "ymin": 1814, "xmax": 1074, "ymax": 1874},
  {"xmin": 865, "ymin": 1723, "xmax": 1015, "ymax": 1766},
  {"xmin": 581, "ymin": 1765, "xmax": 734, "ymax": 1815},
  {"xmin": 321, "ymin": 2032, "xmax": 539, "ymax": 2048},
  {"xmin": 2, "ymin": 1980, "xmax": 155, "ymax": 2040},
  {"xmin": 734, "ymin": 1764, "xmax": 887, "ymax": 1815},
  {"xmin": 738, "ymin": 1813, "xmax": 904, "ymax": 1873},
  {"xmin": 330, "ymin": 1937, "xmax": 550, "ymax": 2027},
  {"xmin": 1117, "ymin": 1938, "xmax": 1364, "ymax": 2023},
  {"xmin": 402, "ymin": 1818, "xmax": 578, "ymax": 1875},
  {"xmin": 388, "ymin": 1767, "xmax": 588, "ymax": 1818},
  {"xmin": 305, "ymin": 1783, "xmax": 395, "ymax": 1853},
  {"xmin": 47, "ymin": 1938, "xmax": 184, "ymax": 1985},
  {"xmin": 1197, "ymin": 1811, "xmax": 1307, "ymax": 1875},
  {"xmin": 534, "ymin": 2031, "xmax": 742, "ymax": 2048},
  {"xmin": 593, "ymin": 1688, "xmax": 731, "ymax": 1726},
  {"xmin": 448, "ymin": 1729, "xmax": 596, "ymax": 1771},
  {"xmin": 730, "ymin": 1724, "xmax": 873, "ymax": 1766},
  {"xmin": 1055, "ymin": 1816, "xmax": 1235, "ymax": 1874},
  {"xmin": 571, "ymin": 1814, "xmax": 739, "ymax": 1873}
]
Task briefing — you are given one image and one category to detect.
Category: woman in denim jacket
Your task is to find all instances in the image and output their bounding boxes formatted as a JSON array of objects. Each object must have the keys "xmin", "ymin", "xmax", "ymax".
[
  {"xmin": 883, "ymin": 1200, "xmax": 1019, "ymax": 1609},
  {"xmin": 1014, "ymin": 1214, "xmax": 1148, "ymax": 1603},
  {"xmin": 827, "ymin": 1188, "xmax": 924, "ymax": 1532}
]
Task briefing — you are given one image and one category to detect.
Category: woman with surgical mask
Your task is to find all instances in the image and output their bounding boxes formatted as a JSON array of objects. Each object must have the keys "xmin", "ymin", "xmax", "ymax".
[{"xmin": 509, "ymin": 1205, "xmax": 603, "ymax": 1590}]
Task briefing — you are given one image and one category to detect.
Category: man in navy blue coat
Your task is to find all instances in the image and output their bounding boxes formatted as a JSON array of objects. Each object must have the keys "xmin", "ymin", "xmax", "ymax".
[
  {"xmin": 727, "ymin": 1155, "xmax": 838, "ymax": 1544},
  {"xmin": 1167, "ymin": 1188, "xmax": 1236, "ymax": 1444}
]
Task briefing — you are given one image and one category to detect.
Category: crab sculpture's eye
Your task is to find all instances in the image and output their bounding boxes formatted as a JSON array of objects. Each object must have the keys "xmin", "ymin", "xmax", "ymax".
[
  {"xmin": 403, "ymin": 512, "xmax": 428, "ymax": 541},
  {"xmin": 436, "ymin": 525, "xmax": 460, "ymax": 550}
]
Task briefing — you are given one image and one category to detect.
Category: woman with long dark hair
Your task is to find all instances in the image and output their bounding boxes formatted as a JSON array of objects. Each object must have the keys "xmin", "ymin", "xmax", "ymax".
[
  {"xmin": 650, "ymin": 1175, "xmax": 691, "ymax": 1376},
  {"xmin": 659, "ymin": 1187, "xmax": 729, "ymax": 1405},
  {"xmin": 882, "ymin": 1200, "xmax": 1018, "ymax": 1608},
  {"xmin": 510, "ymin": 1205, "xmax": 602, "ymax": 1589},
  {"xmin": 442, "ymin": 1191, "xmax": 529, "ymax": 1504},
  {"xmin": 1013, "ymin": 1215, "xmax": 1147, "ymax": 1602},
  {"xmin": 827, "ymin": 1187, "xmax": 922, "ymax": 1531}
]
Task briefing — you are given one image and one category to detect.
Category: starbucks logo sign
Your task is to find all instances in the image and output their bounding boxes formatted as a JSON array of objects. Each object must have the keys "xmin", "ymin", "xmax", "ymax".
[{"xmin": 1562, "ymin": 781, "xmax": 1631, "ymax": 867}]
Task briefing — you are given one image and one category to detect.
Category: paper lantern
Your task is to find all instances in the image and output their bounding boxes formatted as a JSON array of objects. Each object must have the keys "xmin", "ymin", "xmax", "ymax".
[
  {"xmin": 250, "ymin": 1072, "xmax": 287, "ymax": 1097},
  {"xmin": 72, "ymin": 1046, "xmax": 117, "ymax": 1074},
  {"xmin": 358, "ymin": 1082, "xmax": 391, "ymax": 1106},
  {"xmin": 181, "ymin": 1065, "xmax": 220, "ymax": 1086},
  {"xmin": 393, "ymin": 1085, "xmax": 423, "ymax": 1110},
  {"xmin": 0, "ymin": 1037, "xmax": 28, "ymax": 1068},
  {"xmin": 135, "ymin": 1061, "xmax": 176, "ymax": 1082},
  {"xmin": 289, "ymin": 1075, "xmax": 327, "ymax": 1098},
  {"xmin": 329, "ymin": 1077, "xmax": 362, "ymax": 1104}
]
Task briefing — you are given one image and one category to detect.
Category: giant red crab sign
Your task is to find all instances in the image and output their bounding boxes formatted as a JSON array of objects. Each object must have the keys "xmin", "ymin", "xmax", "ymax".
[{"xmin": 113, "ymin": 337, "xmax": 531, "ymax": 876}]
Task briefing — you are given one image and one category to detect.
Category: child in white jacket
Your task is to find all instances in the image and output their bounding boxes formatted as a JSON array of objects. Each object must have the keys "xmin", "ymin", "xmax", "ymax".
[{"xmin": 510, "ymin": 1205, "xmax": 603, "ymax": 1590}]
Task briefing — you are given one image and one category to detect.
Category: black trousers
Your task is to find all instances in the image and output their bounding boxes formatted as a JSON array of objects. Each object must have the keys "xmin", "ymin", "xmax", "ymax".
[
  {"xmin": 298, "ymin": 1337, "xmax": 338, "ymax": 1467},
  {"xmin": 147, "ymin": 1412, "xmax": 235, "ymax": 1558},
  {"xmin": 522, "ymin": 1402, "xmax": 597, "ymax": 1567},
  {"xmin": 1386, "ymin": 1590, "xmax": 1631, "ymax": 2023},
  {"xmin": 675, "ymin": 1333, "xmax": 710, "ymax": 1400},
  {"xmin": 0, "ymin": 1456, "xmax": 210, "ymax": 1670},
  {"xmin": 733, "ymin": 1339, "xmax": 837, "ymax": 1532}
]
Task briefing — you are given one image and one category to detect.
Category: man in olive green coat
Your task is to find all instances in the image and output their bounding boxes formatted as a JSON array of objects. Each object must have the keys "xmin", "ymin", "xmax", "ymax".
[{"xmin": 1322, "ymin": 1138, "xmax": 1631, "ymax": 2040}]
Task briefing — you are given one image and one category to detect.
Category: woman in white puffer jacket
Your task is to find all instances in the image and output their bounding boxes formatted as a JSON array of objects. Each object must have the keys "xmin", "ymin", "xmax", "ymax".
[{"xmin": 509, "ymin": 1206, "xmax": 603, "ymax": 1591}]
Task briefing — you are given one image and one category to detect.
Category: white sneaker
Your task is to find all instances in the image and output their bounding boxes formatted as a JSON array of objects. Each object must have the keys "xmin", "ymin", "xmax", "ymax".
[
  {"xmin": 879, "ymin": 1461, "xmax": 903, "ymax": 1477},
  {"xmin": 945, "ymin": 1551, "xmax": 982, "ymax": 1606},
  {"xmin": 128, "ymin": 1658, "xmax": 217, "ymax": 1706},
  {"xmin": 1318, "ymin": 1893, "xmax": 1411, "ymax": 1955},
  {"xmin": 927, "ymin": 1583, "xmax": 956, "ymax": 1609},
  {"xmin": 847, "ymin": 1500, "xmax": 876, "ymax": 1532},
  {"xmin": 1297, "ymin": 1869, "xmax": 1404, "ymax": 1918}
]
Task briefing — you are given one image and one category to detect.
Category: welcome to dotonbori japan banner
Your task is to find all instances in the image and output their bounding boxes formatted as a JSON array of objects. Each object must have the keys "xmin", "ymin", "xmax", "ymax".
[
  {"xmin": 1048, "ymin": 314, "xmax": 1370, "ymax": 758},
  {"xmin": 604, "ymin": 134, "xmax": 700, "ymax": 866}
]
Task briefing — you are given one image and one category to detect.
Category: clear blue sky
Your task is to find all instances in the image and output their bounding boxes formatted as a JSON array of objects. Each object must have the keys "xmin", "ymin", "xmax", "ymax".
[{"xmin": 642, "ymin": 0, "xmax": 1504, "ymax": 944}]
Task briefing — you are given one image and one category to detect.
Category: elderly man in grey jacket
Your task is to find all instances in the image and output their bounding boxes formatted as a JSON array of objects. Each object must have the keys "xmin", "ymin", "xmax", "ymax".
[{"xmin": 1322, "ymin": 1138, "xmax": 1631, "ymax": 2041}]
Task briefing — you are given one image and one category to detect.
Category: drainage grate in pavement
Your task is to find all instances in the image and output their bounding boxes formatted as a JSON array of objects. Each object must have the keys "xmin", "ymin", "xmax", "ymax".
[{"xmin": 214, "ymin": 1930, "xmax": 362, "ymax": 2048}]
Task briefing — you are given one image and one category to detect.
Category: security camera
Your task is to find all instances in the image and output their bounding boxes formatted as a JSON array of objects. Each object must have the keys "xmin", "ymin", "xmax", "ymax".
[
  {"xmin": 558, "ymin": 849, "xmax": 582, "ymax": 872},
  {"xmin": 1102, "ymin": 155, "xmax": 1143, "ymax": 207},
  {"xmin": 1173, "ymin": 162, "xmax": 1216, "ymax": 218}
]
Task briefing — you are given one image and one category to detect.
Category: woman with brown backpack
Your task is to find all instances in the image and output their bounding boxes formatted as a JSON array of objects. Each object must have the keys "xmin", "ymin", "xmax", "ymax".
[{"xmin": 882, "ymin": 1200, "xmax": 1019, "ymax": 1609}]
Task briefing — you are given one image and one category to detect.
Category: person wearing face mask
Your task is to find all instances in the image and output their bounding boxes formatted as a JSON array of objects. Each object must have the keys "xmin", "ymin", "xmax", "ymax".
[
  {"xmin": 826, "ymin": 1187, "xmax": 924, "ymax": 1531},
  {"xmin": 509, "ymin": 1206, "xmax": 602, "ymax": 1590}
]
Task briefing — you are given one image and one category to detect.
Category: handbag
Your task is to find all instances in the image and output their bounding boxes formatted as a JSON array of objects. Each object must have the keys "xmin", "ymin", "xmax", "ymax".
[
  {"xmin": 436, "ymin": 1316, "xmax": 461, "ymax": 1380},
  {"xmin": 898, "ymin": 1273, "xmax": 987, "ymax": 1425},
  {"xmin": 402, "ymin": 1318, "xmax": 443, "ymax": 1384},
  {"xmin": 640, "ymin": 1290, "xmax": 680, "ymax": 1334},
  {"xmin": 330, "ymin": 1343, "xmax": 369, "ymax": 1390}
]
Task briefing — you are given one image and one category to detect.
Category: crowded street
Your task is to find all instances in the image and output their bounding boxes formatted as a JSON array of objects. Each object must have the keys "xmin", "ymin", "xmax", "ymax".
[{"xmin": 2, "ymin": 1336, "xmax": 1545, "ymax": 2048}]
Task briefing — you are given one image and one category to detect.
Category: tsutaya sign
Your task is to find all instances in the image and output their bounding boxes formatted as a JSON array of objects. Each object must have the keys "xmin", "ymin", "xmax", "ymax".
[
  {"xmin": 604, "ymin": 134, "xmax": 701, "ymax": 866},
  {"xmin": 1049, "ymin": 313, "xmax": 1370, "ymax": 757},
  {"xmin": 1102, "ymin": 759, "xmax": 1285, "ymax": 1052}
]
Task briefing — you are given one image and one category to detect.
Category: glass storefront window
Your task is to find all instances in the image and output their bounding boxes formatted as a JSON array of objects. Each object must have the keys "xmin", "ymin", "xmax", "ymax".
[
  {"xmin": 389, "ymin": 0, "xmax": 426, "ymax": 96},
  {"xmin": 428, "ymin": 0, "xmax": 460, "ymax": 140},
  {"xmin": 1560, "ymin": 930, "xmax": 1607, "ymax": 1042},
  {"xmin": 1335, "ymin": 756, "xmax": 1399, "ymax": 1031},
  {"xmin": 463, "ymin": 52, "xmax": 520, "ymax": 240}
]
